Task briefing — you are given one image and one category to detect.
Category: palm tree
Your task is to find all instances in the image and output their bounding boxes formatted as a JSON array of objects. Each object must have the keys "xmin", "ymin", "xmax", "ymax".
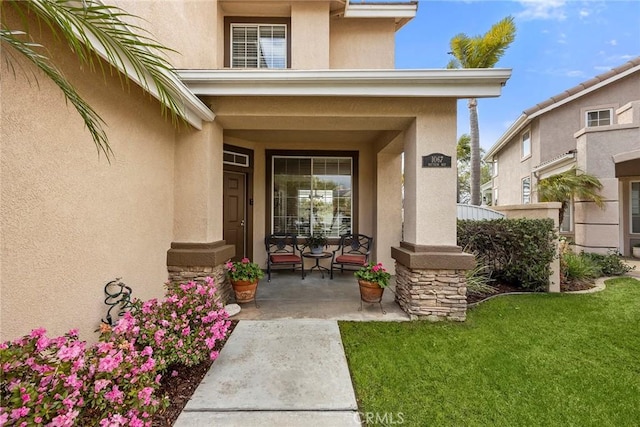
[
  {"xmin": 447, "ymin": 16, "xmax": 516, "ymax": 205},
  {"xmin": 537, "ymin": 168, "xmax": 605, "ymax": 226},
  {"xmin": 456, "ymin": 133, "xmax": 491, "ymax": 203},
  {"xmin": 1, "ymin": 0, "xmax": 187, "ymax": 160}
]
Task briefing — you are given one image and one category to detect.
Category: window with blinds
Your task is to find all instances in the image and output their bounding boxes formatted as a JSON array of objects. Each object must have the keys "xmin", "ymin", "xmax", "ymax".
[
  {"xmin": 231, "ymin": 24, "xmax": 287, "ymax": 69},
  {"xmin": 272, "ymin": 157, "xmax": 353, "ymax": 237}
]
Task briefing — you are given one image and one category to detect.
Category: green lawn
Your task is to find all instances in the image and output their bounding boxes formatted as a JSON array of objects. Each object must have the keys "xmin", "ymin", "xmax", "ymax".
[{"xmin": 340, "ymin": 278, "xmax": 640, "ymax": 427}]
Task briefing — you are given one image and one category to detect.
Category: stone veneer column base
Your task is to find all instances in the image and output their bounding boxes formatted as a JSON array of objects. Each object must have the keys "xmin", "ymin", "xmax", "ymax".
[
  {"xmin": 166, "ymin": 241, "xmax": 236, "ymax": 304},
  {"xmin": 394, "ymin": 264, "xmax": 467, "ymax": 321},
  {"xmin": 167, "ymin": 264, "xmax": 232, "ymax": 304},
  {"xmin": 391, "ymin": 242, "xmax": 475, "ymax": 321}
]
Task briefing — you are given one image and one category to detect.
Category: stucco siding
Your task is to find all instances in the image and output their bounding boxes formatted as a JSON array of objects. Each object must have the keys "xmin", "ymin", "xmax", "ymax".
[
  {"xmin": 492, "ymin": 124, "xmax": 535, "ymax": 206},
  {"xmin": 537, "ymin": 73, "xmax": 640, "ymax": 164},
  {"xmin": 292, "ymin": 2, "xmax": 330, "ymax": 69},
  {"xmin": 330, "ymin": 18, "xmax": 395, "ymax": 69},
  {"xmin": 1, "ymin": 24, "xmax": 176, "ymax": 341},
  {"xmin": 114, "ymin": 0, "xmax": 221, "ymax": 69}
]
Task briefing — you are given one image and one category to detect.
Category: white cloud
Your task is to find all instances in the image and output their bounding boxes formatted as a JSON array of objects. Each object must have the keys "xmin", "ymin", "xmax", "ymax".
[
  {"xmin": 579, "ymin": 9, "xmax": 590, "ymax": 18},
  {"xmin": 593, "ymin": 65, "xmax": 612, "ymax": 72},
  {"xmin": 608, "ymin": 39, "xmax": 618, "ymax": 46},
  {"xmin": 566, "ymin": 70, "xmax": 585, "ymax": 78},
  {"xmin": 557, "ymin": 33, "xmax": 567, "ymax": 44},
  {"xmin": 516, "ymin": 0, "xmax": 567, "ymax": 21}
]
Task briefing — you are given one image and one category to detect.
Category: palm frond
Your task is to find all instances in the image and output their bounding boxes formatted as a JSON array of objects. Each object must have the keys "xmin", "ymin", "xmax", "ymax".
[
  {"xmin": 1, "ymin": 28, "xmax": 112, "ymax": 158},
  {"xmin": 2, "ymin": 0, "xmax": 190, "ymax": 160},
  {"xmin": 447, "ymin": 16, "xmax": 516, "ymax": 69},
  {"xmin": 538, "ymin": 167, "xmax": 605, "ymax": 208},
  {"xmin": 22, "ymin": 0, "xmax": 187, "ymax": 125}
]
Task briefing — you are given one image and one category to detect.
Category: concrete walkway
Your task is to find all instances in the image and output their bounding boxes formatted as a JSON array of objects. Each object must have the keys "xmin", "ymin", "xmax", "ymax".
[{"xmin": 174, "ymin": 320, "xmax": 361, "ymax": 426}]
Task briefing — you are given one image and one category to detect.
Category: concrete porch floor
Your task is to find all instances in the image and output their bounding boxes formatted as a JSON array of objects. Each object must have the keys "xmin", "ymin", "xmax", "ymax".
[{"xmin": 230, "ymin": 270, "xmax": 410, "ymax": 321}]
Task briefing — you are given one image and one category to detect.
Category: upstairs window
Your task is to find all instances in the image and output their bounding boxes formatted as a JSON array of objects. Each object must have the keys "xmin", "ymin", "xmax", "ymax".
[
  {"xmin": 492, "ymin": 159, "xmax": 499, "ymax": 177},
  {"xmin": 586, "ymin": 109, "xmax": 612, "ymax": 127},
  {"xmin": 521, "ymin": 130, "xmax": 531, "ymax": 159},
  {"xmin": 225, "ymin": 18, "xmax": 291, "ymax": 69}
]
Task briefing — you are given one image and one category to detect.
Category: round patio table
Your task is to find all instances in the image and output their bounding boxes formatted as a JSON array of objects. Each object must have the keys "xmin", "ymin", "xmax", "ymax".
[{"xmin": 302, "ymin": 251, "xmax": 332, "ymax": 279}]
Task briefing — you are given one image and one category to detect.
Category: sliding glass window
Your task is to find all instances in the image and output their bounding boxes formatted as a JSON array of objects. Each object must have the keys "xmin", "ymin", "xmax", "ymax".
[{"xmin": 272, "ymin": 157, "xmax": 352, "ymax": 237}]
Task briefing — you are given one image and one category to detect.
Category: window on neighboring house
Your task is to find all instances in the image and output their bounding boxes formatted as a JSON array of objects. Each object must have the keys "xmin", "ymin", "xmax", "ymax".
[
  {"xmin": 586, "ymin": 109, "xmax": 612, "ymax": 127},
  {"xmin": 492, "ymin": 159, "xmax": 499, "ymax": 177},
  {"xmin": 521, "ymin": 131, "xmax": 531, "ymax": 159},
  {"xmin": 269, "ymin": 154, "xmax": 356, "ymax": 238},
  {"xmin": 632, "ymin": 182, "xmax": 640, "ymax": 234},
  {"xmin": 493, "ymin": 188, "xmax": 499, "ymax": 206},
  {"xmin": 522, "ymin": 176, "xmax": 531, "ymax": 204},
  {"xmin": 225, "ymin": 18, "xmax": 291, "ymax": 69},
  {"xmin": 560, "ymin": 200, "xmax": 573, "ymax": 233}
]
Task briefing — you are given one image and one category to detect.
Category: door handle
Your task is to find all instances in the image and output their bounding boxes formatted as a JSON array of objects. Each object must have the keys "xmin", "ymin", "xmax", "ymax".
[{"xmin": 240, "ymin": 219, "xmax": 245, "ymax": 227}]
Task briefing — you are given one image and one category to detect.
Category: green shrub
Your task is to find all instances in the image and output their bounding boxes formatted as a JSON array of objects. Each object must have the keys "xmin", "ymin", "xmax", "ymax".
[
  {"xmin": 465, "ymin": 263, "xmax": 497, "ymax": 296},
  {"xmin": 457, "ymin": 218, "xmax": 556, "ymax": 291},
  {"xmin": 561, "ymin": 252, "xmax": 600, "ymax": 285},
  {"xmin": 582, "ymin": 251, "xmax": 633, "ymax": 276}
]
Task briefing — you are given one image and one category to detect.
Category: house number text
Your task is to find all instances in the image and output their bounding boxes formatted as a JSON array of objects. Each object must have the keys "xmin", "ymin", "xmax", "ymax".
[{"xmin": 422, "ymin": 153, "xmax": 452, "ymax": 168}]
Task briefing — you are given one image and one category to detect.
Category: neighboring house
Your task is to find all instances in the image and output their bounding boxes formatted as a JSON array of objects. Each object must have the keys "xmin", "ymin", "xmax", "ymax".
[
  {"xmin": 485, "ymin": 57, "xmax": 640, "ymax": 255},
  {"xmin": 1, "ymin": 0, "xmax": 511, "ymax": 340}
]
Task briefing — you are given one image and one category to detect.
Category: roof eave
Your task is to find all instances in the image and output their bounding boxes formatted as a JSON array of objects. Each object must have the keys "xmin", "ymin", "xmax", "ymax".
[
  {"xmin": 177, "ymin": 68, "xmax": 512, "ymax": 99},
  {"xmin": 485, "ymin": 114, "xmax": 529, "ymax": 160},
  {"xmin": 343, "ymin": 2, "xmax": 419, "ymax": 30}
]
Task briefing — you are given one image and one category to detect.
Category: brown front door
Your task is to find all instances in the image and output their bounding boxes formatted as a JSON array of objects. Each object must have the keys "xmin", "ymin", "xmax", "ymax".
[{"xmin": 223, "ymin": 171, "xmax": 246, "ymax": 262}]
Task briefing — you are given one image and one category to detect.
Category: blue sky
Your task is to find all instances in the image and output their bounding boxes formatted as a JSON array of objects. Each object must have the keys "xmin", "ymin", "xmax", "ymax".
[{"xmin": 394, "ymin": 0, "xmax": 640, "ymax": 150}]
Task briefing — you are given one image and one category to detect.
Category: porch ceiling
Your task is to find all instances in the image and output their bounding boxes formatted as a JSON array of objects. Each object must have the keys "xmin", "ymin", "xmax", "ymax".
[
  {"xmin": 225, "ymin": 129, "xmax": 401, "ymax": 145},
  {"xmin": 213, "ymin": 101, "xmax": 411, "ymax": 145}
]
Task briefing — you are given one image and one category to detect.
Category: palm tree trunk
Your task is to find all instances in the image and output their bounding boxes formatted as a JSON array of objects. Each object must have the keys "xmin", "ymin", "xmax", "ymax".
[{"xmin": 468, "ymin": 98, "xmax": 481, "ymax": 205}]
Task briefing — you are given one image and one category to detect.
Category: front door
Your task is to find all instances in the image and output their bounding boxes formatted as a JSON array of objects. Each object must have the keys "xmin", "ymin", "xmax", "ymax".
[{"xmin": 223, "ymin": 171, "xmax": 246, "ymax": 261}]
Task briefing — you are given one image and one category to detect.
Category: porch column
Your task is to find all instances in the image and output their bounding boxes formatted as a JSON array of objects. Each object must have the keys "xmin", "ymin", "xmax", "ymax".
[
  {"xmin": 392, "ymin": 106, "xmax": 474, "ymax": 321},
  {"xmin": 167, "ymin": 121, "xmax": 234, "ymax": 302},
  {"xmin": 376, "ymin": 136, "xmax": 403, "ymax": 274}
]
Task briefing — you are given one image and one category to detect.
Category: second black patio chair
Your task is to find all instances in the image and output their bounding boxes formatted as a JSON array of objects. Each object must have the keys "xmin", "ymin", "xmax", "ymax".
[
  {"xmin": 330, "ymin": 234, "xmax": 373, "ymax": 279},
  {"xmin": 265, "ymin": 233, "xmax": 305, "ymax": 282}
]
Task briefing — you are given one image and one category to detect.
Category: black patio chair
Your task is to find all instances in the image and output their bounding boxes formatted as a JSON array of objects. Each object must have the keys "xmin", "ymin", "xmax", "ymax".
[
  {"xmin": 330, "ymin": 234, "xmax": 373, "ymax": 279},
  {"xmin": 265, "ymin": 234, "xmax": 305, "ymax": 282}
]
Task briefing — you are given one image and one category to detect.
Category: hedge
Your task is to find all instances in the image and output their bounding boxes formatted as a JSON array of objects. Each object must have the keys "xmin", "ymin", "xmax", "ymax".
[{"xmin": 457, "ymin": 218, "xmax": 557, "ymax": 291}]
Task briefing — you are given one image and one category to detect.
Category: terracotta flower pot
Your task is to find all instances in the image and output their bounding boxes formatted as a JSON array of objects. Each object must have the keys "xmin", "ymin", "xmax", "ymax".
[
  {"xmin": 358, "ymin": 279, "xmax": 384, "ymax": 303},
  {"xmin": 230, "ymin": 279, "xmax": 258, "ymax": 303}
]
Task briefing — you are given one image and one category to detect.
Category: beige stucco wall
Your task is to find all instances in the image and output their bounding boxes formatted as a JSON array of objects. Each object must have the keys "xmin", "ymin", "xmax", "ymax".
[
  {"xmin": 376, "ymin": 137, "xmax": 403, "ymax": 273},
  {"xmin": 403, "ymin": 101, "xmax": 458, "ymax": 246},
  {"xmin": 1, "ymin": 18, "xmax": 177, "ymax": 341},
  {"xmin": 493, "ymin": 72, "xmax": 640, "ymax": 207},
  {"xmin": 537, "ymin": 73, "xmax": 640, "ymax": 164},
  {"xmin": 173, "ymin": 122, "xmax": 224, "ymax": 243},
  {"xmin": 112, "ymin": 1, "xmax": 399, "ymax": 71},
  {"xmin": 330, "ymin": 18, "xmax": 396, "ymax": 69},
  {"xmin": 574, "ymin": 115, "xmax": 640, "ymax": 253},
  {"xmin": 292, "ymin": 2, "xmax": 330, "ymax": 69},
  {"xmin": 113, "ymin": 0, "xmax": 221, "ymax": 69},
  {"xmin": 491, "ymin": 121, "xmax": 537, "ymax": 206}
]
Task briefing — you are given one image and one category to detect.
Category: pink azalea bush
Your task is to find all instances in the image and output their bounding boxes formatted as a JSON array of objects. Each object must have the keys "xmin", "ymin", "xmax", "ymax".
[
  {"xmin": 79, "ymin": 321, "xmax": 165, "ymax": 426},
  {"xmin": 127, "ymin": 276, "xmax": 230, "ymax": 370},
  {"xmin": 0, "ymin": 329, "xmax": 87, "ymax": 426},
  {"xmin": 0, "ymin": 276, "xmax": 230, "ymax": 426}
]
